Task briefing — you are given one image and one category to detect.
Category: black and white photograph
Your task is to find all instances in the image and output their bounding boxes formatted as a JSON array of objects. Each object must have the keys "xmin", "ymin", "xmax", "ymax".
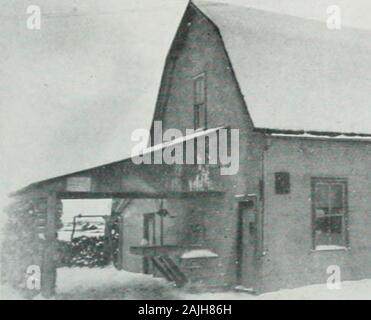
[{"xmin": 0, "ymin": 0, "xmax": 370, "ymax": 303}]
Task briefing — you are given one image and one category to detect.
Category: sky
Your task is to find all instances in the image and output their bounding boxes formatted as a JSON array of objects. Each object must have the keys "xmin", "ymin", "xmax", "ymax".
[
  {"xmin": 215, "ymin": 0, "xmax": 371, "ymax": 30},
  {"xmin": 62, "ymin": 199, "xmax": 113, "ymax": 221},
  {"xmin": 0, "ymin": 0, "xmax": 370, "ymax": 210}
]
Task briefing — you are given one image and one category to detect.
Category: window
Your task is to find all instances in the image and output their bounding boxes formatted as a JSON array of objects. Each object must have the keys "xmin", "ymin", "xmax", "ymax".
[
  {"xmin": 311, "ymin": 178, "xmax": 348, "ymax": 249},
  {"xmin": 193, "ymin": 73, "xmax": 207, "ymax": 129}
]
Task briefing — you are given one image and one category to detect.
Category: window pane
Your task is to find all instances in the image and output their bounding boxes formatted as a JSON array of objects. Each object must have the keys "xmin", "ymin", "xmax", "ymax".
[
  {"xmin": 198, "ymin": 104, "xmax": 206, "ymax": 128},
  {"xmin": 330, "ymin": 183, "xmax": 344, "ymax": 212},
  {"xmin": 194, "ymin": 75, "xmax": 205, "ymax": 104},
  {"xmin": 315, "ymin": 183, "xmax": 329, "ymax": 210},
  {"xmin": 194, "ymin": 104, "xmax": 206, "ymax": 129},
  {"xmin": 314, "ymin": 216, "xmax": 343, "ymax": 247},
  {"xmin": 194, "ymin": 105, "xmax": 200, "ymax": 129}
]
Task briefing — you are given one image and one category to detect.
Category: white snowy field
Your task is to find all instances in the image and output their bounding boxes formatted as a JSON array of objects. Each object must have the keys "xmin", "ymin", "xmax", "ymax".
[{"xmin": 1, "ymin": 267, "xmax": 371, "ymax": 300}]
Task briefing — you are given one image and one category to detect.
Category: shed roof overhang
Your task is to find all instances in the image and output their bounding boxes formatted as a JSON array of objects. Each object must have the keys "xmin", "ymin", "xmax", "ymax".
[{"xmin": 13, "ymin": 127, "xmax": 225, "ymax": 199}]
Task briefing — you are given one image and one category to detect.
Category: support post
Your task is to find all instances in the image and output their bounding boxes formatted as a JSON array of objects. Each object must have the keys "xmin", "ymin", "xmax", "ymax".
[
  {"xmin": 117, "ymin": 213, "xmax": 124, "ymax": 269},
  {"xmin": 41, "ymin": 192, "xmax": 57, "ymax": 298},
  {"xmin": 160, "ymin": 216, "xmax": 164, "ymax": 246}
]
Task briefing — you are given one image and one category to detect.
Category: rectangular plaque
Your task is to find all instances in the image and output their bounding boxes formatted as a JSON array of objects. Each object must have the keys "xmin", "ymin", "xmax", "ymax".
[{"xmin": 66, "ymin": 177, "xmax": 92, "ymax": 192}]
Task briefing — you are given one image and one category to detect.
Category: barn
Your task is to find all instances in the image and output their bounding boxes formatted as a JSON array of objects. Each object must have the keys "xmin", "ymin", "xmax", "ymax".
[{"xmin": 3, "ymin": 0, "xmax": 371, "ymax": 297}]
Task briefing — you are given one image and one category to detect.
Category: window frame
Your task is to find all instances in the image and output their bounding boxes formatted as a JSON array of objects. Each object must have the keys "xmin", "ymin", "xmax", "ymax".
[
  {"xmin": 193, "ymin": 72, "xmax": 207, "ymax": 130},
  {"xmin": 311, "ymin": 177, "xmax": 349, "ymax": 250}
]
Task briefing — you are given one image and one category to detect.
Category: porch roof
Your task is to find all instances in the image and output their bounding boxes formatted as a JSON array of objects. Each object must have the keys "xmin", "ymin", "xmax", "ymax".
[{"xmin": 13, "ymin": 127, "xmax": 224, "ymax": 197}]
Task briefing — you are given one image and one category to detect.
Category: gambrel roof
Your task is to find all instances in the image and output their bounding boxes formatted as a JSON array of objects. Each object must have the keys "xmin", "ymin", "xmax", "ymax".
[{"xmin": 193, "ymin": 1, "xmax": 371, "ymax": 135}]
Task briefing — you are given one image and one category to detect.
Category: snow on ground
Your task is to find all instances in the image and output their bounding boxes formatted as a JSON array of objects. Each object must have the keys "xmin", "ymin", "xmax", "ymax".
[
  {"xmin": 2, "ymin": 266, "xmax": 371, "ymax": 300},
  {"xmin": 55, "ymin": 269, "xmax": 371, "ymax": 300},
  {"xmin": 0, "ymin": 284, "xmax": 26, "ymax": 300},
  {"xmin": 183, "ymin": 280, "xmax": 371, "ymax": 300},
  {"xmin": 55, "ymin": 267, "xmax": 177, "ymax": 300}
]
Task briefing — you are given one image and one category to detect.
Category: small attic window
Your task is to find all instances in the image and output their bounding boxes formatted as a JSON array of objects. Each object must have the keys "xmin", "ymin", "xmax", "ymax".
[
  {"xmin": 275, "ymin": 172, "xmax": 290, "ymax": 194},
  {"xmin": 193, "ymin": 73, "xmax": 207, "ymax": 130}
]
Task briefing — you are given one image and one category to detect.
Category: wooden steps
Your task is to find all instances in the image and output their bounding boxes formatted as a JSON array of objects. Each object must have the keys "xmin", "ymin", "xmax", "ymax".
[{"xmin": 151, "ymin": 255, "xmax": 188, "ymax": 287}]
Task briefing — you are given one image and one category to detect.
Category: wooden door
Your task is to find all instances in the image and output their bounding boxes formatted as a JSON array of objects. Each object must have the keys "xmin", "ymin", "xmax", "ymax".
[
  {"xmin": 143, "ymin": 213, "xmax": 156, "ymax": 274},
  {"xmin": 236, "ymin": 200, "xmax": 258, "ymax": 289}
]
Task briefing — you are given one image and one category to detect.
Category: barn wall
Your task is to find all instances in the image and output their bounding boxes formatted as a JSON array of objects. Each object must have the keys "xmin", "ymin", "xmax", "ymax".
[
  {"xmin": 154, "ymin": 5, "xmax": 266, "ymax": 289},
  {"xmin": 262, "ymin": 137, "xmax": 371, "ymax": 292}
]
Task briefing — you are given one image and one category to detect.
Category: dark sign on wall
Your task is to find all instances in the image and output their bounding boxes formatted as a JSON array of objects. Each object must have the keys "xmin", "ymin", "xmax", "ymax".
[{"xmin": 275, "ymin": 172, "xmax": 290, "ymax": 194}]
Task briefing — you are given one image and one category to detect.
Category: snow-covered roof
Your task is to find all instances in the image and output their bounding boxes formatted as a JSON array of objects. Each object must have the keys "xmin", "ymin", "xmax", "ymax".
[
  {"xmin": 269, "ymin": 132, "xmax": 371, "ymax": 142},
  {"xmin": 194, "ymin": 1, "xmax": 371, "ymax": 135}
]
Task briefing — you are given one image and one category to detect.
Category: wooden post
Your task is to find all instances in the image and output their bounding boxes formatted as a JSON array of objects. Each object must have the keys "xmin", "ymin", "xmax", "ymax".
[
  {"xmin": 117, "ymin": 213, "xmax": 124, "ymax": 270},
  {"xmin": 160, "ymin": 216, "xmax": 164, "ymax": 246},
  {"xmin": 41, "ymin": 192, "xmax": 57, "ymax": 298}
]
